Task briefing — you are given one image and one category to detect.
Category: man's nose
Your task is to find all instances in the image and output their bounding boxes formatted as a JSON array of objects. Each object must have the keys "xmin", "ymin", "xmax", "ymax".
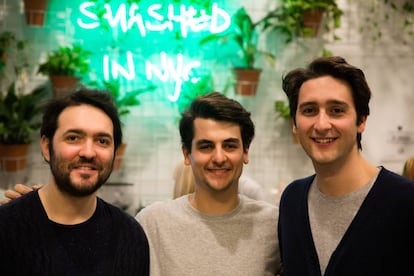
[
  {"xmin": 79, "ymin": 140, "xmax": 97, "ymax": 159},
  {"xmin": 314, "ymin": 111, "xmax": 331, "ymax": 131}
]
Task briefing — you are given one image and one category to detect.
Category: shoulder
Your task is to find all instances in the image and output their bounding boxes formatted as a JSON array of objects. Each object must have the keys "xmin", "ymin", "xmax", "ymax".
[
  {"xmin": 0, "ymin": 192, "xmax": 43, "ymax": 246},
  {"xmin": 136, "ymin": 196, "xmax": 187, "ymax": 222},
  {"xmin": 98, "ymin": 198, "xmax": 147, "ymax": 234},
  {"xmin": 240, "ymin": 195, "xmax": 278, "ymax": 220},
  {"xmin": 97, "ymin": 199, "xmax": 150, "ymax": 272},
  {"xmin": 282, "ymin": 174, "xmax": 315, "ymax": 195},
  {"xmin": 375, "ymin": 167, "xmax": 414, "ymax": 195},
  {"xmin": 279, "ymin": 175, "xmax": 315, "ymax": 209},
  {"xmin": 135, "ymin": 196, "xmax": 189, "ymax": 236},
  {"xmin": 379, "ymin": 167, "xmax": 414, "ymax": 183},
  {"xmin": 0, "ymin": 191, "xmax": 38, "ymax": 218}
]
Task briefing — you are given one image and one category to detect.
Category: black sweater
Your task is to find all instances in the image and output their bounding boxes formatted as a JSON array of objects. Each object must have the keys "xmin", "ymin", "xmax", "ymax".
[
  {"xmin": 278, "ymin": 168, "xmax": 414, "ymax": 276},
  {"xmin": 0, "ymin": 191, "xmax": 149, "ymax": 275}
]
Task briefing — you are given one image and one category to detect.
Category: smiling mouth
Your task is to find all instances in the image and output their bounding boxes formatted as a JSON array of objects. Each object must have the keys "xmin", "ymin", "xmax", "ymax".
[
  {"xmin": 208, "ymin": 168, "xmax": 230, "ymax": 174},
  {"xmin": 73, "ymin": 163, "xmax": 98, "ymax": 171},
  {"xmin": 312, "ymin": 138, "xmax": 336, "ymax": 143},
  {"xmin": 76, "ymin": 166, "xmax": 95, "ymax": 170},
  {"xmin": 73, "ymin": 166, "xmax": 98, "ymax": 179}
]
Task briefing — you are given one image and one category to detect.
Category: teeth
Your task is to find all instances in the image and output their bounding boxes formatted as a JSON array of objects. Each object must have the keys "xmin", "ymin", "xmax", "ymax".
[{"xmin": 314, "ymin": 138, "xmax": 335, "ymax": 143}]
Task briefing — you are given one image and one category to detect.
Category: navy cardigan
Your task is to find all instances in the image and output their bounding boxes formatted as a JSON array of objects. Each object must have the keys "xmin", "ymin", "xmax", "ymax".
[{"xmin": 278, "ymin": 168, "xmax": 414, "ymax": 276}]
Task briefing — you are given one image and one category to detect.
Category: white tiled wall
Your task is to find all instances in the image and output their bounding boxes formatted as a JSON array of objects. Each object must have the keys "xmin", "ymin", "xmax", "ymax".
[{"xmin": 1, "ymin": 0, "xmax": 413, "ymax": 212}]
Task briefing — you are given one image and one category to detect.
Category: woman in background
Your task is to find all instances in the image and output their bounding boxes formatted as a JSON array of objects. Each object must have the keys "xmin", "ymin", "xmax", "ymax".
[{"xmin": 402, "ymin": 157, "xmax": 414, "ymax": 180}]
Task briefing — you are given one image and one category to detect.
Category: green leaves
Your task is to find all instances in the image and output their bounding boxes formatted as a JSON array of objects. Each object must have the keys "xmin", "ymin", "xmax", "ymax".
[
  {"xmin": 274, "ymin": 100, "xmax": 290, "ymax": 119},
  {"xmin": 38, "ymin": 44, "xmax": 91, "ymax": 77},
  {"xmin": 88, "ymin": 79, "xmax": 156, "ymax": 117},
  {"xmin": 0, "ymin": 83, "xmax": 48, "ymax": 144},
  {"xmin": 260, "ymin": 0, "xmax": 343, "ymax": 43},
  {"xmin": 199, "ymin": 7, "xmax": 275, "ymax": 69}
]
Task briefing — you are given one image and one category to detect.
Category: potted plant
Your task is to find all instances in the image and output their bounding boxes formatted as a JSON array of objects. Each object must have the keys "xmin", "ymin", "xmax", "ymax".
[
  {"xmin": 200, "ymin": 7, "xmax": 275, "ymax": 96},
  {"xmin": 38, "ymin": 44, "xmax": 91, "ymax": 98},
  {"xmin": 23, "ymin": 0, "xmax": 49, "ymax": 26},
  {"xmin": 261, "ymin": 0, "xmax": 343, "ymax": 55},
  {"xmin": 261, "ymin": 0, "xmax": 343, "ymax": 41},
  {"xmin": 87, "ymin": 78, "xmax": 156, "ymax": 171},
  {"xmin": 0, "ymin": 82, "xmax": 48, "ymax": 176}
]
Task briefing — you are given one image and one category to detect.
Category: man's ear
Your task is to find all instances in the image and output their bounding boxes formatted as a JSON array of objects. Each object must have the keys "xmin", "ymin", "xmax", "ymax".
[
  {"xmin": 243, "ymin": 147, "xmax": 249, "ymax": 164},
  {"xmin": 357, "ymin": 115, "xmax": 368, "ymax": 133},
  {"xmin": 292, "ymin": 119, "xmax": 298, "ymax": 134},
  {"xmin": 182, "ymin": 146, "xmax": 191, "ymax": 166},
  {"xmin": 40, "ymin": 136, "xmax": 50, "ymax": 162}
]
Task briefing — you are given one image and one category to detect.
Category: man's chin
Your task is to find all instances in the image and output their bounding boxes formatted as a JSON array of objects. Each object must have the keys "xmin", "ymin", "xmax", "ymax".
[
  {"xmin": 61, "ymin": 181, "xmax": 102, "ymax": 197},
  {"xmin": 67, "ymin": 187, "xmax": 100, "ymax": 197}
]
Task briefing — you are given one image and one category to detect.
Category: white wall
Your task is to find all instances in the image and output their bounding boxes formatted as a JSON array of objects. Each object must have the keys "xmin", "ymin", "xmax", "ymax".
[
  {"xmin": 115, "ymin": 0, "xmax": 414, "ymax": 212},
  {"xmin": 1, "ymin": 0, "xmax": 413, "ymax": 212}
]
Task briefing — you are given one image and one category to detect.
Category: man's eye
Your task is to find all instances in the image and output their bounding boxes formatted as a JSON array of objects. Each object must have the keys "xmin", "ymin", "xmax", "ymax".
[
  {"xmin": 224, "ymin": 144, "xmax": 238, "ymax": 150},
  {"xmin": 66, "ymin": 135, "xmax": 79, "ymax": 141},
  {"xmin": 199, "ymin": 144, "xmax": 213, "ymax": 151},
  {"xmin": 302, "ymin": 107, "xmax": 316, "ymax": 115},
  {"xmin": 98, "ymin": 138, "xmax": 111, "ymax": 145},
  {"xmin": 331, "ymin": 107, "xmax": 345, "ymax": 115}
]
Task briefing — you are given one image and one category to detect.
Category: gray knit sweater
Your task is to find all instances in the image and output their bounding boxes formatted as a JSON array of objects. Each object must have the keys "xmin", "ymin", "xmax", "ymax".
[{"xmin": 136, "ymin": 194, "xmax": 280, "ymax": 276}]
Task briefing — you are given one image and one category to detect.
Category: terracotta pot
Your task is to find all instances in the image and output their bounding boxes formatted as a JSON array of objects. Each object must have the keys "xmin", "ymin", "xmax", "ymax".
[
  {"xmin": 23, "ymin": 0, "xmax": 49, "ymax": 26},
  {"xmin": 0, "ymin": 144, "xmax": 30, "ymax": 172},
  {"xmin": 232, "ymin": 68, "xmax": 262, "ymax": 96},
  {"xmin": 302, "ymin": 9, "xmax": 324, "ymax": 37},
  {"xmin": 113, "ymin": 143, "xmax": 127, "ymax": 171},
  {"xmin": 49, "ymin": 75, "xmax": 81, "ymax": 98}
]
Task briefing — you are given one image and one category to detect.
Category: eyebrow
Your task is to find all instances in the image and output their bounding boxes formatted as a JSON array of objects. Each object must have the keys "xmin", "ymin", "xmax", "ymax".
[
  {"xmin": 63, "ymin": 129, "xmax": 84, "ymax": 135},
  {"xmin": 195, "ymin": 137, "xmax": 241, "ymax": 145},
  {"xmin": 328, "ymin": 100, "xmax": 349, "ymax": 106},
  {"xmin": 299, "ymin": 99, "xmax": 349, "ymax": 108},
  {"xmin": 64, "ymin": 129, "xmax": 113, "ymax": 139},
  {"xmin": 223, "ymin": 138, "xmax": 241, "ymax": 144}
]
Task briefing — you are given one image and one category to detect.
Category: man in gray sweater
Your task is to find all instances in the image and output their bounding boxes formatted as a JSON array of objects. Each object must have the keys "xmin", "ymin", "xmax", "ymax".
[{"xmin": 136, "ymin": 92, "xmax": 281, "ymax": 276}]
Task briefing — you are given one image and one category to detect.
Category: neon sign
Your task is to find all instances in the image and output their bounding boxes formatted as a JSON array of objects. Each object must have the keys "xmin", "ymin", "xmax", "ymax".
[
  {"xmin": 78, "ymin": 2, "xmax": 231, "ymax": 37},
  {"xmin": 103, "ymin": 51, "xmax": 201, "ymax": 102},
  {"xmin": 75, "ymin": 1, "xmax": 231, "ymax": 102}
]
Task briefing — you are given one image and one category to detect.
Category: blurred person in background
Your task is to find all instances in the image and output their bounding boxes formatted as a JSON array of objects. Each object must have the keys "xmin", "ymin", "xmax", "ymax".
[{"xmin": 402, "ymin": 157, "xmax": 414, "ymax": 180}]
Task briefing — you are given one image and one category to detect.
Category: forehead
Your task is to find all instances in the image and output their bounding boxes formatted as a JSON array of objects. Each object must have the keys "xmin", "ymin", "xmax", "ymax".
[
  {"xmin": 56, "ymin": 104, "xmax": 113, "ymax": 136},
  {"xmin": 192, "ymin": 118, "xmax": 242, "ymax": 142},
  {"xmin": 299, "ymin": 76, "xmax": 353, "ymax": 105}
]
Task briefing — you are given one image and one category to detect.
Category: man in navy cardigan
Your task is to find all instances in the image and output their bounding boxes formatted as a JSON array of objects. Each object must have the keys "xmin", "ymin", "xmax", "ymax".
[{"xmin": 279, "ymin": 56, "xmax": 414, "ymax": 275}]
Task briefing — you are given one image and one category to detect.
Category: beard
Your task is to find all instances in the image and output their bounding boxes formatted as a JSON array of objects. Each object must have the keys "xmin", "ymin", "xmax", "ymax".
[{"xmin": 48, "ymin": 145, "xmax": 113, "ymax": 197}]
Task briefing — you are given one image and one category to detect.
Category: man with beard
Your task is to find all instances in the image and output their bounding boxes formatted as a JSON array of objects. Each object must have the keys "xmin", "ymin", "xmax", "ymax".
[{"xmin": 0, "ymin": 89, "xmax": 149, "ymax": 275}]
